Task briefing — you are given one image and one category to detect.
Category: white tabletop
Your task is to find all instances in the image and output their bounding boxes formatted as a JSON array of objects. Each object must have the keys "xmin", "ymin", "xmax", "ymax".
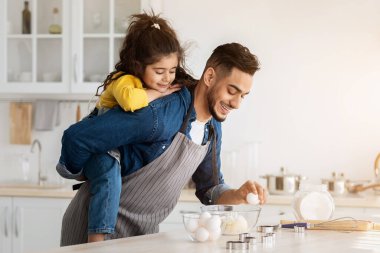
[{"xmin": 36, "ymin": 227, "xmax": 380, "ymax": 253}]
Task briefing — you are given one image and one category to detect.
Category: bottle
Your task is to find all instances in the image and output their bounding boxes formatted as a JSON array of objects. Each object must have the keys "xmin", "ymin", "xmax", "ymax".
[
  {"xmin": 22, "ymin": 1, "xmax": 31, "ymax": 34},
  {"xmin": 49, "ymin": 8, "xmax": 62, "ymax": 34}
]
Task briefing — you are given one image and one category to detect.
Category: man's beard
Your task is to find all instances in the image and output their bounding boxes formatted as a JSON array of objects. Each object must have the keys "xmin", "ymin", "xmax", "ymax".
[{"xmin": 207, "ymin": 91, "xmax": 226, "ymax": 122}]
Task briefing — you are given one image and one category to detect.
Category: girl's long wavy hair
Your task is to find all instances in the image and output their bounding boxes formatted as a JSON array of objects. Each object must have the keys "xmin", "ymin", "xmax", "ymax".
[{"xmin": 96, "ymin": 12, "xmax": 196, "ymax": 96}]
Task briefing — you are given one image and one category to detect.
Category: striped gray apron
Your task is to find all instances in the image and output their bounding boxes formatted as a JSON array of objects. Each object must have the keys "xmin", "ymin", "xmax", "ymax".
[{"xmin": 61, "ymin": 108, "xmax": 212, "ymax": 246}]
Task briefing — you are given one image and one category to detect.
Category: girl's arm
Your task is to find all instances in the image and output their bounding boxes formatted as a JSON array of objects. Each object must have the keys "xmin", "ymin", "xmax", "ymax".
[
  {"xmin": 113, "ymin": 75, "xmax": 181, "ymax": 112},
  {"xmin": 145, "ymin": 84, "xmax": 182, "ymax": 102}
]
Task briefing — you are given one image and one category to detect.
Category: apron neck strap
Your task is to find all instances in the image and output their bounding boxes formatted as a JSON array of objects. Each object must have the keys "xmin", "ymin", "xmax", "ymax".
[{"xmin": 180, "ymin": 89, "xmax": 219, "ymax": 186}]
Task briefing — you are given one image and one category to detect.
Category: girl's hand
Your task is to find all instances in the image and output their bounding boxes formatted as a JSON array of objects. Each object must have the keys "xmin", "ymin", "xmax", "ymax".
[{"xmin": 146, "ymin": 84, "xmax": 182, "ymax": 102}]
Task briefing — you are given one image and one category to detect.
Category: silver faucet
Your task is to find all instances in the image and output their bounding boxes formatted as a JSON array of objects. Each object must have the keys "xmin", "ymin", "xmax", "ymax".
[{"xmin": 31, "ymin": 139, "xmax": 46, "ymax": 186}]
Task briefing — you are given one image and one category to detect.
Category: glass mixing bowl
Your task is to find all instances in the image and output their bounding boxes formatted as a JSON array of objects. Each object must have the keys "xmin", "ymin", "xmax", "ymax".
[{"xmin": 200, "ymin": 205, "xmax": 261, "ymax": 235}]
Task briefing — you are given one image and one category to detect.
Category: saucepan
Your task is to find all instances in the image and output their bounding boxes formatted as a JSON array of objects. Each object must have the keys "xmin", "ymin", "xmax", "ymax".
[
  {"xmin": 321, "ymin": 172, "xmax": 346, "ymax": 196},
  {"xmin": 260, "ymin": 167, "xmax": 306, "ymax": 195}
]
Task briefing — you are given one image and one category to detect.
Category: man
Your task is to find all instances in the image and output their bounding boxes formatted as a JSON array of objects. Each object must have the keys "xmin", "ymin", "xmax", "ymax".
[{"xmin": 59, "ymin": 42, "xmax": 265, "ymax": 245}]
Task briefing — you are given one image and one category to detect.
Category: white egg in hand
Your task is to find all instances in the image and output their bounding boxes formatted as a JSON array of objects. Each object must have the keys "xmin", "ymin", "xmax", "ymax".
[
  {"xmin": 246, "ymin": 192, "xmax": 260, "ymax": 205},
  {"xmin": 199, "ymin": 211, "xmax": 212, "ymax": 226},
  {"xmin": 185, "ymin": 218, "xmax": 199, "ymax": 233},
  {"xmin": 195, "ymin": 227, "xmax": 209, "ymax": 242}
]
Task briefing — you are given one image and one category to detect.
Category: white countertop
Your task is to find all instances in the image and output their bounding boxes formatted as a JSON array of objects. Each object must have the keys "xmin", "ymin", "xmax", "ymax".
[
  {"xmin": 0, "ymin": 184, "xmax": 76, "ymax": 198},
  {"xmin": 1, "ymin": 186, "xmax": 380, "ymax": 208},
  {"xmin": 36, "ymin": 228, "xmax": 380, "ymax": 253},
  {"xmin": 180, "ymin": 189, "xmax": 380, "ymax": 209}
]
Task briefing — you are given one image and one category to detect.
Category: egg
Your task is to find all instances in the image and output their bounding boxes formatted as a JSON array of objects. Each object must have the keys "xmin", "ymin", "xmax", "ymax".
[
  {"xmin": 208, "ymin": 227, "xmax": 222, "ymax": 241},
  {"xmin": 246, "ymin": 193, "xmax": 260, "ymax": 205},
  {"xmin": 205, "ymin": 215, "xmax": 221, "ymax": 231},
  {"xmin": 199, "ymin": 211, "xmax": 212, "ymax": 226},
  {"xmin": 236, "ymin": 215, "xmax": 249, "ymax": 232},
  {"xmin": 195, "ymin": 227, "xmax": 209, "ymax": 242},
  {"xmin": 185, "ymin": 218, "xmax": 199, "ymax": 233}
]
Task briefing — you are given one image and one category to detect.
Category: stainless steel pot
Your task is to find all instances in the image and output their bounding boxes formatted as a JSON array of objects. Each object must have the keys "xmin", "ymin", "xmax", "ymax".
[
  {"xmin": 260, "ymin": 167, "xmax": 305, "ymax": 195},
  {"xmin": 321, "ymin": 172, "xmax": 346, "ymax": 196}
]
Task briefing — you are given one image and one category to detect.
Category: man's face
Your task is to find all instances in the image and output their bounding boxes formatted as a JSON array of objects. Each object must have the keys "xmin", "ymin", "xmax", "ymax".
[{"xmin": 207, "ymin": 67, "xmax": 253, "ymax": 122}]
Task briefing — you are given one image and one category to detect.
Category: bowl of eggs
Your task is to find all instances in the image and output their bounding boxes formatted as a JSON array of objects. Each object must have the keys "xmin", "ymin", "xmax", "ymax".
[
  {"xmin": 183, "ymin": 212, "xmax": 223, "ymax": 242},
  {"xmin": 200, "ymin": 204, "xmax": 261, "ymax": 235}
]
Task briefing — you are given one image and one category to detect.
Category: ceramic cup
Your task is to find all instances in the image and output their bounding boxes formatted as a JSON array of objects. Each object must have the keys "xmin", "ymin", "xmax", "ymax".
[
  {"xmin": 19, "ymin": 72, "xmax": 32, "ymax": 82},
  {"xmin": 42, "ymin": 72, "xmax": 57, "ymax": 82}
]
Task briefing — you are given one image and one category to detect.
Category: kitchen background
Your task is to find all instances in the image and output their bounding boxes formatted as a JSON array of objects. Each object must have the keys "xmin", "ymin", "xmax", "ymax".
[{"xmin": 0, "ymin": 0, "xmax": 379, "ymax": 188}]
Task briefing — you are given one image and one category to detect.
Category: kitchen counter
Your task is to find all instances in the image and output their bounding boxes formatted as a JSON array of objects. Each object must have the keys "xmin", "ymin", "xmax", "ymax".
[
  {"xmin": 36, "ymin": 228, "xmax": 380, "ymax": 253},
  {"xmin": 180, "ymin": 189, "xmax": 380, "ymax": 209},
  {"xmin": 0, "ymin": 184, "xmax": 76, "ymax": 198},
  {"xmin": 1, "ymin": 186, "xmax": 380, "ymax": 208}
]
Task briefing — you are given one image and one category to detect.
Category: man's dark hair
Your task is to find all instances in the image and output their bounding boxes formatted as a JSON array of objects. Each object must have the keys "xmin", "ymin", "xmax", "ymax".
[{"xmin": 205, "ymin": 42, "xmax": 260, "ymax": 77}]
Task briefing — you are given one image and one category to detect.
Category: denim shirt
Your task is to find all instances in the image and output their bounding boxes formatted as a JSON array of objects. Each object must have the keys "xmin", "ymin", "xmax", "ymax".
[{"xmin": 58, "ymin": 87, "xmax": 231, "ymax": 205}]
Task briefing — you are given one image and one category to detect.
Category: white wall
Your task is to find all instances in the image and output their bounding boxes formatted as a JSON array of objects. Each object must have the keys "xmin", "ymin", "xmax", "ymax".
[
  {"xmin": 157, "ymin": 0, "xmax": 380, "ymax": 186},
  {"xmin": 0, "ymin": 101, "xmax": 90, "ymax": 184},
  {"xmin": 1, "ymin": 0, "xmax": 379, "ymax": 187}
]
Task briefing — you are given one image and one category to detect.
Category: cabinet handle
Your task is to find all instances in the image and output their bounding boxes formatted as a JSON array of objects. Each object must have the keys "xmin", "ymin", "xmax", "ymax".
[
  {"xmin": 73, "ymin": 54, "xmax": 78, "ymax": 83},
  {"xmin": 15, "ymin": 207, "xmax": 20, "ymax": 238},
  {"xmin": 4, "ymin": 207, "xmax": 8, "ymax": 237}
]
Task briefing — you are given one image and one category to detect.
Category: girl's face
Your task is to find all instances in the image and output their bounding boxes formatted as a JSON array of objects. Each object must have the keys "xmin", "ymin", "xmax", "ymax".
[{"xmin": 142, "ymin": 53, "xmax": 178, "ymax": 93}]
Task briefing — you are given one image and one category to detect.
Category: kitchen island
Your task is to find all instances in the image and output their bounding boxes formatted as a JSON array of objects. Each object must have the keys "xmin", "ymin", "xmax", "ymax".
[{"xmin": 37, "ymin": 228, "xmax": 380, "ymax": 253}]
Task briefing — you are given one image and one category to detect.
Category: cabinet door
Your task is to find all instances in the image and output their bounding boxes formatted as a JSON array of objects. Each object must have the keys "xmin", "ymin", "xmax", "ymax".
[
  {"xmin": 0, "ymin": 198, "xmax": 12, "ymax": 253},
  {"xmin": 12, "ymin": 197, "xmax": 70, "ymax": 253},
  {"xmin": 70, "ymin": 0, "xmax": 142, "ymax": 94},
  {"xmin": 2, "ymin": 0, "xmax": 69, "ymax": 94}
]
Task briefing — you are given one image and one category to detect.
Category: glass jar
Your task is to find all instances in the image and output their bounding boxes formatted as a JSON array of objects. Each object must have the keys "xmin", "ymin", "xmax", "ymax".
[{"xmin": 292, "ymin": 183, "xmax": 335, "ymax": 220}]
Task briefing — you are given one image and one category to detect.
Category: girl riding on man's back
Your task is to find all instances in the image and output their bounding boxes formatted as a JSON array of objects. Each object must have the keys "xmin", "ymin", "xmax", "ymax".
[{"xmin": 57, "ymin": 12, "xmax": 195, "ymax": 243}]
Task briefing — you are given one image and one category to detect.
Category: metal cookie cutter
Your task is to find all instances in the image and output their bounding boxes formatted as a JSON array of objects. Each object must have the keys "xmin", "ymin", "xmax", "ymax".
[
  {"xmin": 257, "ymin": 225, "xmax": 280, "ymax": 233},
  {"xmin": 226, "ymin": 241, "xmax": 250, "ymax": 250},
  {"xmin": 257, "ymin": 225, "xmax": 274, "ymax": 233},
  {"xmin": 294, "ymin": 225, "xmax": 305, "ymax": 233},
  {"xmin": 244, "ymin": 236, "xmax": 257, "ymax": 245},
  {"xmin": 267, "ymin": 232, "xmax": 276, "ymax": 240},
  {"xmin": 262, "ymin": 235, "xmax": 273, "ymax": 244},
  {"xmin": 238, "ymin": 233, "xmax": 254, "ymax": 242}
]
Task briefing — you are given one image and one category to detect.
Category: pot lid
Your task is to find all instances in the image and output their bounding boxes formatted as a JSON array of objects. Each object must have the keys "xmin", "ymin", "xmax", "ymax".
[{"xmin": 264, "ymin": 167, "xmax": 301, "ymax": 177}]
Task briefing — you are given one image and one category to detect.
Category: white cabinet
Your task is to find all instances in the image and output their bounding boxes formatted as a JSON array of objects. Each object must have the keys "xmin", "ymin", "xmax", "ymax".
[
  {"xmin": 0, "ymin": 197, "xmax": 12, "ymax": 253},
  {"xmin": 0, "ymin": 196, "xmax": 70, "ymax": 253},
  {"xmin": 0, "ymin": 0, "xmax": 146, "ymax": 94},
  {"xmin": 1, "ymin": 0, "xmax": 70, "ymax": 93}
]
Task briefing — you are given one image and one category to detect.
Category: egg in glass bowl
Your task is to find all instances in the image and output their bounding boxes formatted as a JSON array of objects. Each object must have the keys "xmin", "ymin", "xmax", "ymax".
[
  {"xmin": 182, "ymin": 212, "xmax": 223, "ymax": 242},
  {"xmin": 200, "ymin": 205, "xmax": 261, "ymax": 235}
]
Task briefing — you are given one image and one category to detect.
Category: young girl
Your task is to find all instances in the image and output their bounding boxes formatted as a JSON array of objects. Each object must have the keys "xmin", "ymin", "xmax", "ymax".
[{"xmin": 57, "ymin": 13, "xmax": 194, "ymax": 243}]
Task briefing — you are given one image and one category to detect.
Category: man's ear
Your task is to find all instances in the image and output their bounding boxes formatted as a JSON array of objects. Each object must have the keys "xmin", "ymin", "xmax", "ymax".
[{"xmin": 203, "ymin": 67, "xmax": 216, "ymax": 87}]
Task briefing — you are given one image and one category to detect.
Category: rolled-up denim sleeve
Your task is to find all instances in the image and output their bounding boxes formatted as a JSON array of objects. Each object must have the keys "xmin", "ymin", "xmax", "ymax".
[{"xmin": 204, "ymin": 183, "xmax": 233, "ymax": 204}]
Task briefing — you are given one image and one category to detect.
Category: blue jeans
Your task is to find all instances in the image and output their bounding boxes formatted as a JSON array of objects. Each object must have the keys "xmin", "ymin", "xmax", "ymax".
[{"xmin": 83, "ymin": 153, "xmax": 121, "ymax": 234}]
